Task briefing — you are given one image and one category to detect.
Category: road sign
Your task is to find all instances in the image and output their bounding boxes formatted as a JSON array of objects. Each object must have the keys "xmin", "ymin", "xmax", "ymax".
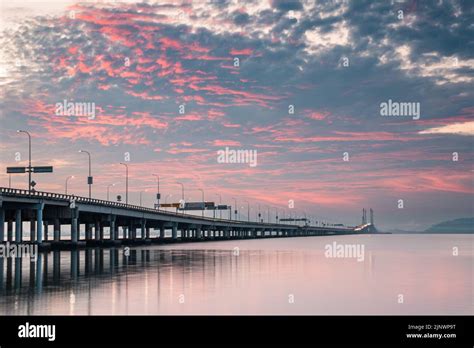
[
  {"xmin": 32, "ymin": 166, "xmax": 53, "ymax": 173},
  {"xmin": 87, "ymin": 176, "xmax": 93, "ymax": 184},
  {"xmin": 160, "ymin": 203, "xmax": 180, "ymax": 208},
  {"xmin": 216, "ymin": 205, "xmax": 229, "ymax": 210},
  {"xmin": 7, "ymin": 167, "xmax": 26, "ymax": 174},
  {"xmin": 182, "ymin": 202, "xmax": 205, "ymax": 210}
]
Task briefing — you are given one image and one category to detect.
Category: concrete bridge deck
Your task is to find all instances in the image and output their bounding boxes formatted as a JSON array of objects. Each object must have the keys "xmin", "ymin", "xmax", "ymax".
[{"xmin": 0, "ymin": 187, "xmax": 369, "ymax": 250}]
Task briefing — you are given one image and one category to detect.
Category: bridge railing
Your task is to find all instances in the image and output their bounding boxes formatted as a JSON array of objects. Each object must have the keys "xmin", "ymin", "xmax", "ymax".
[{"xmin": 0, "ymin": 187, "xmax": 303, "ymax": 228}]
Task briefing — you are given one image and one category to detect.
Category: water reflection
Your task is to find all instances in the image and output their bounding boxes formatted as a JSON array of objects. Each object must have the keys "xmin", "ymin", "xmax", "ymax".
[{"xmin": 0, "ymin": 235, "xmax": 471, "ymax": 315}]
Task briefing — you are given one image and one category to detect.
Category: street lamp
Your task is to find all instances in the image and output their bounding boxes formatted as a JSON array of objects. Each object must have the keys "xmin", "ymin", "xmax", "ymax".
[
  {"xmin": 152, "ymin": 174, "xmax": 160, "ymax": 208},
  {"xmin": 139, "ymin": 189, "xmax": 148, "ymax": 207},
  {"xmin": 107, "ymin": 183, "xmax": 115, "ymax": 201},
  {"xmin": 275, "ymin": 207, "xmax": 279, "ymax": 224},
  {"xmin": 79, "ymin": 150, "xmax": 92, "ymax": 198},
  {"xmin": 176, "ymin": 182, "xmax": 185, "ymax": 213},
  {"xmin": 65, "ymin": 175, "xmax": 74, "ymax": 194},
  {"xmin": 215, "ymin": 193, "xmax": 222, "ymax": 219},
  {"xmin": 257, "ymin": 203, "xmax": 261, "ymax": 223},
  {"xmin": 119, "ymin": 163, "xmax": 129, "ymax": 204},
  {"xmin": 244, "ymin": 200, "xmax": 250, "ymax": 222},
  {"xmin": 16, "ymin": 130, "xmax": 32, "ymax": 192},
  {"xmin": 1, "ymin": 174, "xmax": 12, "ymax": 188},
  {"xmin": 198, "ymin": 188, "xmax": 204, "ymax": 217},
  {"xmin": 232, "ymin": 197, "xmax": 237, "ymax": 221}
]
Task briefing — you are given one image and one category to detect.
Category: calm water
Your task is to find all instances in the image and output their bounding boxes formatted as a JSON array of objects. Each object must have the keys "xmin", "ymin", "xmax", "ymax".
[{"xmin": 0, "ymin": 234, "xmax": 472, "ymax": 315}]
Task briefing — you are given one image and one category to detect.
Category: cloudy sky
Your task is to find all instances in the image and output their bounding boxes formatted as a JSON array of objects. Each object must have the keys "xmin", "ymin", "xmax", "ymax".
[{"xmin": 0, "ymin": 0, "xmax": 473, "ymax": 231}]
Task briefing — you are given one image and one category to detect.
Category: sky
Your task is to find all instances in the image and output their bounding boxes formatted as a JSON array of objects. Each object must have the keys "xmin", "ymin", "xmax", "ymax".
[{"xmin": 0, "ymin": 0, "xmax": 473, "ymax": 231}]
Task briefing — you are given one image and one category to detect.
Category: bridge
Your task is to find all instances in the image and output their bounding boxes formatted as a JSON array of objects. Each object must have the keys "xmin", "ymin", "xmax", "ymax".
[{"xmin": 0, "ymin": 187, "xmax": 375, "ymax": 250}]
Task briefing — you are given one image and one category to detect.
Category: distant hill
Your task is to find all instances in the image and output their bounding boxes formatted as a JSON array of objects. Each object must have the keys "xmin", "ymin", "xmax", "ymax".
[
  {"xmin": 386, "ymin": 229, "xmax": 420, "ymax": 234},
  {"xmin": 424, "ymin": 218, "xmax": 474, "ymax": 234}
]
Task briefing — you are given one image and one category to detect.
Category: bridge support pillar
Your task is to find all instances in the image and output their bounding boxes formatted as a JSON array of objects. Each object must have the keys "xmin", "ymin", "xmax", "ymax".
[
  {"xmin": 196, "ymin": 226, "xmax": 202, "ymax": 239},
  {"xmin": 15, "ymin": 209, "xmax": 22, "ymax": 242},
  {"xmin": 7, "ymin": 220, "xmax": 13, "ymax": 242},
  {"xmin": 71, "ymin": 209, "xmax": 79, "ymax": 243},
  {"xmin": 44, "ymin": 220, "xmax": 49, "ymax": 241},
  {"xmin": 86, "ymin": 223, "xmax": 93, "ymax": 241},
  {"xmin": 36, "ymin": 204, "xmax": 44, "ymax": 244},
  {"xmin": 146, "ymin": 227, "xmax": 150, "ymax": 239},
  {"xmin": 100, "ymin": 224, "xmax": 104, "ymax": 240},
  {"xmin": 54, "ymin": 218, "xmax": 61, "ymax": 242},
  {"xmin": 172, "ymin": 224, "xmax": 178, "ymax": 240},
  {"xmin": 95, "ymin": 221, "xmax": 100, "ymax": 240},
  {"xmin": 159, "ymin": 225, "xmax": 165, "ymax": 239},
  {"xmin": 0, "ymin": 208, "xmax": 4, "ymax": 242},
  {"xmin": 141, "ymin": 219, "xmax": 146, "ymax": 239},
  {"xmin": 109, "ymin": 216, "xmax": 116, "ymax": 241},
  {"xmin": 0, "ymin": 208, "xmax": 5, "ymax": 242},
  {"xmin": 30, "ymin": 216, "xmax": 36, "ymax": 242}
]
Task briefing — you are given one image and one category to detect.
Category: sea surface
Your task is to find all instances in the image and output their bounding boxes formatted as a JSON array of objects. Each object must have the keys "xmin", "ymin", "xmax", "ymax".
[{"xmin": 0, "ymin": 234, "xmax": 472, "ymax": 315}]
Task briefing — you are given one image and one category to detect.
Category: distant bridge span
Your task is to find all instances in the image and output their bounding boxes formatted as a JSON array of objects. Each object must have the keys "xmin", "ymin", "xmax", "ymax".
[{"xmin": 0, "ymin": 188, "xmax": 374, "ymax": 250}]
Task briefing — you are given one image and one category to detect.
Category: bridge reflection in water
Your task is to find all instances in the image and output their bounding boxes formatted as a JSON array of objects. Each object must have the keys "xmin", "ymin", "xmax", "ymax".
[{"xmin": 0, "ymin": 246, "xmax": 308, "ymax": 315}]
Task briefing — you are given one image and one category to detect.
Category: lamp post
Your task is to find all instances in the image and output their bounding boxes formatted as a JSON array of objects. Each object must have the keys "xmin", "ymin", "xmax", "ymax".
[
  {"xmin": 65, "ymin": 175, "xmax": 74, "ymax": 194},
  {"xmin": 257, "ymin": 204, "xmax": 261, "ymax": 223},
  {"xmin": 107, "ymin": 183, "xmax": 115, "ymax": 201},
  {"xmin": 215, "ymin": 193, "xmax": 222, "ymax": 219},
  {"xmin": 177, "ymin": 182, "xmax": 185, "ymax": 214},
  {"xmin": 119, "ymin": 163, "xmax": 129, "ymax": 204},
  {"xmin": 244, "ymin": 200, "xmax": 250, "ymax": 222},
  {"xmin": 139, "ymin": 189, "xmax": 148, "ymax": 207},
  {"xmin": 198, "ymin": 188, "xmax": 204, "ymax": 217},
  {"xmin": 78, "ymin": 150, "xmax": 92, "ymax": 198},
  {"xmin": 232, "ymin": 198, "xmax": 237, "ymax": 221},
  {"xmin": 275, "ymin": 207, "xmax": 279, "ymax": 224},
  {"xmin": 152, "ymin": 174, "xmax": 160, "ymax": 208},
  {"xmin": 16, "ymin": 130, "xmax": 32, "ymax": 192}
]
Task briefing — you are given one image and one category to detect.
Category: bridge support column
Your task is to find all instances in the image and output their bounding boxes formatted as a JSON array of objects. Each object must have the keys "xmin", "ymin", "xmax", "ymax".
[
  {"xmin": 53, "ymin": 219, "xmax": 61, "ymax": 242},
  {"xmin": 159, "ymin": 225, "xmax": 165, "ymax": 239},
  {"xmin": 94, "ymin": 221, "xmax": 100, "ymax": 240},
  {"xmin": 0, "ymin": 208, "xmax": 4, "ymax": 242},
  {"xmin": 44, "ymin": 221, "xmax": 49, "ymax": 241},
  {"xmin": 172, "ymin": 224, "xmax": 178, "ymax": 240},
  {"xmin": 109, "ymin": 216, "xmax": 116, "ymax": 241},
  {"xmin": 36, "ymin": 204, "xmax": 44, "ymax": 244},
  {"xmin": 15, "ymin": 209, "xmax": 22, "ymax": 242},
  {"xmin": 141, "ymin": 219, "xmax": 146, "ymax": 239},
  {"xmin": 146, "ymin": 227, "xmax": 150, "ymax": 239},
  {"xmin": 100, "ymin": 224, "xmax": 104, "ymax": 240},
  {"xmin": 71, "ymin": 209, "xmax": 79, "ymax": 243},
  {"xmin": 196, "ymin": 226, "xmax": 202, "ymax": 239},
  {"xmin": 7, "ymin": 220, "xmax": 13, "ymax": 241},
  {"xmin": 86, "ymin": 223, "xmax": 93, "ymax": 241},
  {"xmin": 30, "ymin": 216, "xmax": 36, "ymax": 242}
]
